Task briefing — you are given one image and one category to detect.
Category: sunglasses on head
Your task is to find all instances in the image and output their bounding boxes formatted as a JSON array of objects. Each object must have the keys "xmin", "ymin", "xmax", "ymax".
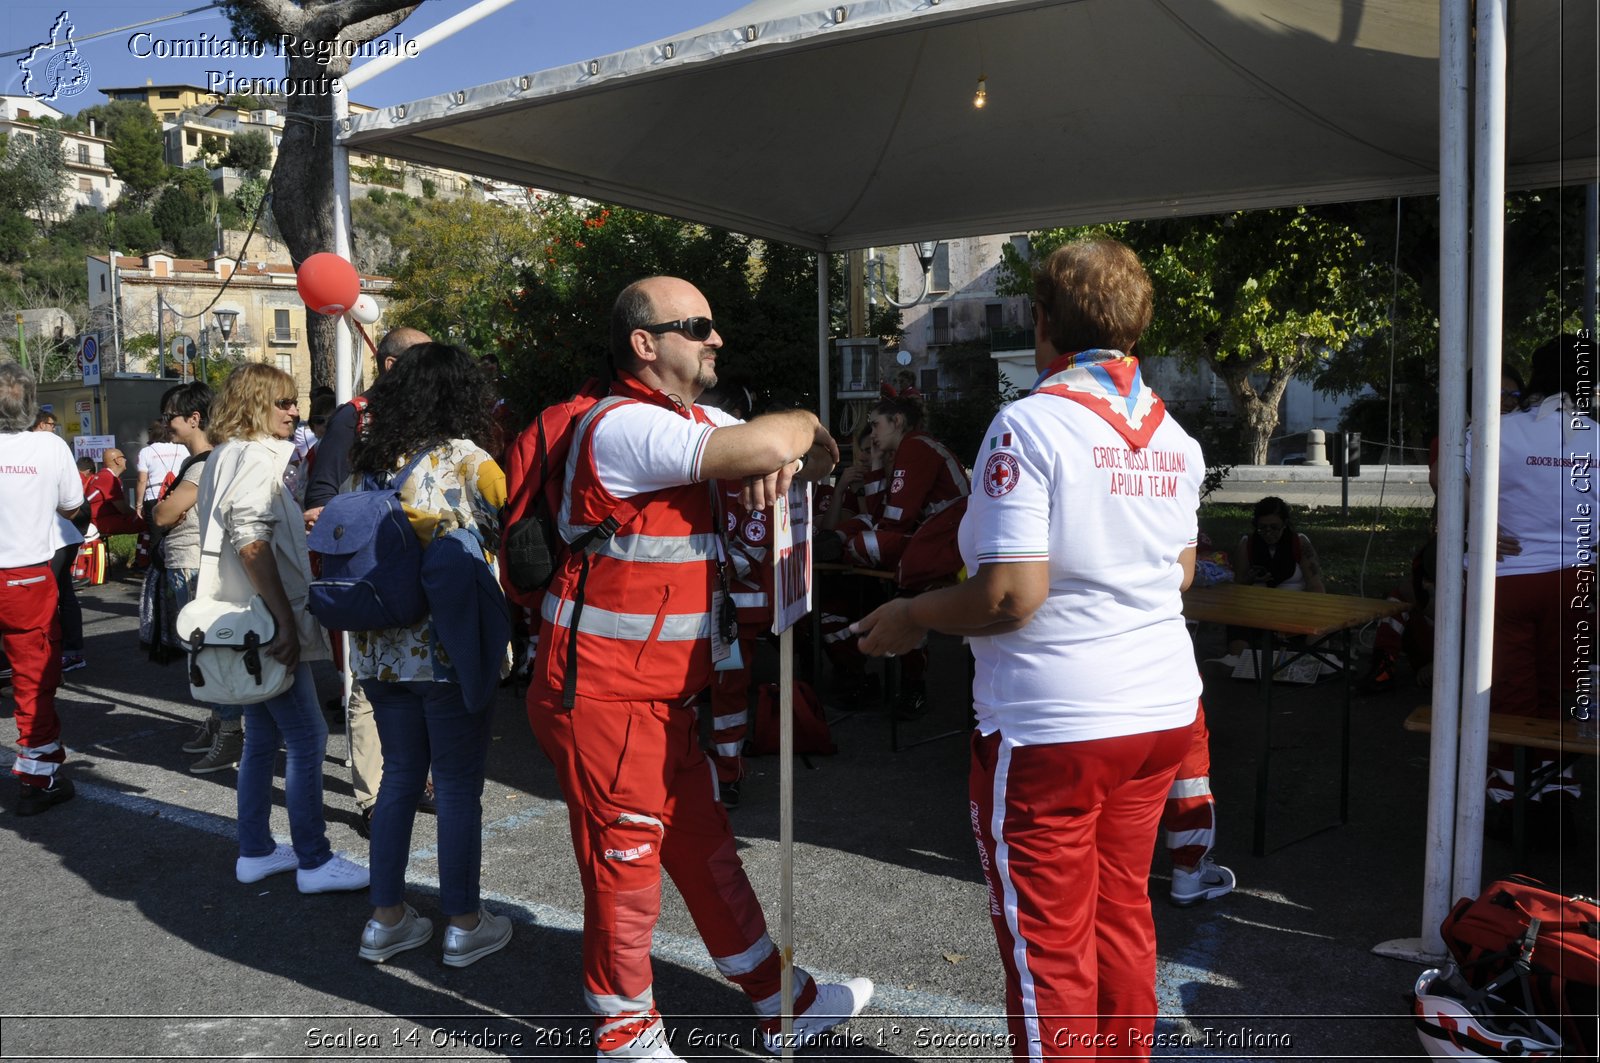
[
  {"xmin": 274, "ymin": 397, "xmax": 299, "ymax": 410},
  {"xmin": 641, "ymin": 317, "xmax": 717, "ymax": 342}
]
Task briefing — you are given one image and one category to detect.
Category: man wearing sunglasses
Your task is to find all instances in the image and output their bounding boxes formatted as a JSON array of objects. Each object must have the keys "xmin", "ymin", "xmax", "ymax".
[{"xmin": 525, "ymin": 276, "xmax": 865, "ymax": 1061}]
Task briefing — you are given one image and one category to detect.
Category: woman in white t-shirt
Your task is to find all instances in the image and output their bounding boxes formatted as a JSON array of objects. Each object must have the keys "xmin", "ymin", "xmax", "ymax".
[
  {"xmin": 135, "ymin": 430, "xmax": 187, "ymax": 508},
  {"xmin": 855, "ymin": 239, "xmax": 1202, "ymax": 1061}
]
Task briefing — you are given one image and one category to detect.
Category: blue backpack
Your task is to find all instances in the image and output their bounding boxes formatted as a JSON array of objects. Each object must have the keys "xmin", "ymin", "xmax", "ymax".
[{"xmin": 306, "ymin": 448, "xmax": 432, "ymax": 632}]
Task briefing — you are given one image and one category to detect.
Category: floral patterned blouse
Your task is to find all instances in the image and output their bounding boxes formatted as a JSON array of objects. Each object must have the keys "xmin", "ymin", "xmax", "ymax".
[{"xmin": 351, "ymin": 438, "xmax": 509, "ymax": 684}]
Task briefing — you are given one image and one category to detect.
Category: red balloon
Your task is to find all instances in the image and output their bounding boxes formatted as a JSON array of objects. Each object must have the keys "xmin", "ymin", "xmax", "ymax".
[{"xmin": 296, "ymin": 252, "xmax": 360, "ymax": 315}]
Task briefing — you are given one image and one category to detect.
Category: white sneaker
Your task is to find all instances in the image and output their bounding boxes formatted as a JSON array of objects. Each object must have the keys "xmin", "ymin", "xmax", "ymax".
[
  {"xmin": 236, "ymin": 844, "xmax": 298, "ymax": 884},
  {"xmin": 763, "ymin": 977, "xmax": 874, "ymax": 1054},
  {"xmin": 1170, "ymin": 856, "xmax": 1236, "ymax": 907},
  {"xmin": 297, "ymin": 853, "xmax": 370, "ymax": 894},
  {"xmin": 442, "ymin": 909, "xmax": 513, "ymax": 968}
]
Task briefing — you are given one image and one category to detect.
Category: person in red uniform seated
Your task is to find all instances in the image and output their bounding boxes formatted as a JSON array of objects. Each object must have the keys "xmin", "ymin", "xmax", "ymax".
[
  {"xmin": 835, "ymin": 390, "xmax": 970, "ymax": 717},
  {"xmin": 84, "ymin": 448, "xmax": 145, "ymax": 536},
  {"xmin": 525, "ymin": 276, "xmax": 871, "ymax": 1061},
  {"xmin": 855, "ymin": 239, "xmax": 1204, "ymax": 1060}
]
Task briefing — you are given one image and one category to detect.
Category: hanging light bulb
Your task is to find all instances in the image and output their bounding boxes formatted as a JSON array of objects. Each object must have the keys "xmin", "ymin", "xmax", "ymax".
[{"xmin": 973, "ymin": 74, "xmax": 988, "ymax": 109}]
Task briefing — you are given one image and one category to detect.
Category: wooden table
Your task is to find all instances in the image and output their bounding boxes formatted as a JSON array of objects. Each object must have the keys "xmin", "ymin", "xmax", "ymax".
[{"xmin": 1182, "ymin": 583, "xmax": 1409, "ymax": 855}]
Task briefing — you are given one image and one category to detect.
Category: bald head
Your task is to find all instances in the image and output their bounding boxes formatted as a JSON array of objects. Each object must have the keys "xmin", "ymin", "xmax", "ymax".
[
  {"xmin": 610, "ymin": 276, "xmax": 722, "ymax": 398},
  {"xmin": 377, "ymin": 326, "xmax": 433, "ymax": 375},
  {"xmin": 103, "ymin": 448, "xmax": 125, "ymax": 465}
]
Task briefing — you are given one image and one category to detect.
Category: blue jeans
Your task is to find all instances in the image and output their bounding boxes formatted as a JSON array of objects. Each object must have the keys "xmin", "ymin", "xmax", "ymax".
[
  {"xmin": 366, "ymin": 679, "xmax": 493, "ymax": 915},
  {"xmin": 237, "ymin": 663, "xmax": 332, "ymax": 870}
]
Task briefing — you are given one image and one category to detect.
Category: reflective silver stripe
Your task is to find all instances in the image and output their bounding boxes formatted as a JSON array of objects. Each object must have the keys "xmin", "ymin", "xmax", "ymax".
[
  {"xmin": 17, "ymin": 740, "xmax": 62, "ymax": 756},
  {"xmin": 752, "ymin": 968, "xmax": 814, "ymax": 1017},
  {"xmin": 1167, "ymin": 827, "xmax": 1214, "ymax": 849},
  {"xmin": 558, "ymin": 395, "xmax": 638, "ymax": 542},
  {"xmin": 731, "ymin": 592, "xmax": 768, "ymax": 609},
  {"xmin": 588, "ymin": 990, "xmax": 656, "ymax": 1016},
  {"xmin": 714, "ymin": 741, "xmax": 742, "ymax": 757},
  {"xmin": 924, "ymin": 435, "xmax": 972, "ymax": 501},
  {"xmin": 713, "ymin": 711, "xmax": 747, "ymax": 729},
  {"xmin": 860, "ymin": 530, "xmax": 881, "ymax": 564},
  {"xmin": 884, "ymin": 504, "xmax": 903, "ymax": 520},
  {"xmin": 542, "ymin": 595, "xmax": 712, "ymax": 642},
  {"xmin": 713, "ymin": 935, "xmax": 776, "ymax": 978},
  {"xmin": 592, "ymin": 531, "xmax": 719, "ymax": 564},
  {"xmin": 1168, "ymin": 777, "xmax": 1212, "ymax": 799},
  {"xmin": 616, "ymin": 811, "xmax": 665, "ymax": 834},
  {"xmin": 924, "ymin": 495, "xmax": 961, "ymax": 519},
  {"xmin": 13, "ymin": 759, "xmax": 58, "ymax": 776},
  {"xmin": 4, "ymin": 575, "xmax": 49, "ymax": 587}
]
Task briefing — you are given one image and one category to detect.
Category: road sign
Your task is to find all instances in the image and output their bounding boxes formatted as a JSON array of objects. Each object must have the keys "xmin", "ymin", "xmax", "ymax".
[{"xmin": 80, "ymin": 334, "xmax": 100, "ymax": 386}]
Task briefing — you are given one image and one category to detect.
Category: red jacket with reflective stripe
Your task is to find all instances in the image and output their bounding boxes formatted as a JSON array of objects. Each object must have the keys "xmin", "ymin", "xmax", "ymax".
[{"xmin": 533, "ymin": 375, "xmax": 722, "ymax": 703}]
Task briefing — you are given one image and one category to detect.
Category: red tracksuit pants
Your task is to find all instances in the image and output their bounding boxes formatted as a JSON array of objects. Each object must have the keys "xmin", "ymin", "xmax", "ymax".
[
  {"xmin": 971, "ymin": 723, "xmax": 1189, "ymax": 1061},
  {"xmin": 1160, "ymin": 704, "xmax": 1215, "ymax": 870},
  {"xmin": 528, "ymin": 691, "xmax": 818, "ymax": 1055},
  {"xmin": 1, "ymin": 564, "xmax": 65, "ymax": 787},
  {"xmin": 1487, "ymin": 567, "xmax": 1590, "ymax": 803},
  {"xmin": 707, "ymin": 629, "xmax": 759, "ymax": 784}
]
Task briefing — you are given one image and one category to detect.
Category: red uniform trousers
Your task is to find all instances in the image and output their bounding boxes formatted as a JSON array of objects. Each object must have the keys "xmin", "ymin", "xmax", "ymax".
[
  {"xmin": 528, "ymin": 690, "xmax": 817, "ymax": 1054},
  {"xmin": 1, "ymin": 564, "xmax": 66, "ymax": 787},
  {"xmin": 707, "ymin": 625, "xmax": 762, "ymax": 784},
  {"xmin": 971, "ymin": 723, "xmax": 1189, "ymax": 1061},
  {"xmin": 1487, "ymin": 566, "xmax": 1589, "ymax": 803},
  {"xmin": 1160, "ymin": 703, "xmax": 1215, "ymax": 870}
]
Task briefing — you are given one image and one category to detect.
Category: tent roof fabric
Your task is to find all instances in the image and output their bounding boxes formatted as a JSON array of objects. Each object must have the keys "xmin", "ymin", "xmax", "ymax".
[{"xmin": 343, "ymin": 0, "xmax": 1597, "ymax": 250}]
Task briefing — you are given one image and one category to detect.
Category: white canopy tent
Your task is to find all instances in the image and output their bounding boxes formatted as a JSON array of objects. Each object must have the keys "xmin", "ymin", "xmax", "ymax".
[{"xmin": 337, "ymin": 0, "xmax": 1596, "ymax": 968}]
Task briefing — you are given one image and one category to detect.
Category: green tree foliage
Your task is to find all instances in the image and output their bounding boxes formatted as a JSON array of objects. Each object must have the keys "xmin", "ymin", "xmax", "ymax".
[
  {"xmin": 112, "ymin": 210, "xmax": 163, "ymax": 254},
  {"xmin": 152, "ymin": 181, "xmax": 213, "ymax": 257},
  {"xmin": 221, "ymin": 130, "xmax": 273, "ymax": 177},
  {"xmin": 1002, "ymin": 209, "xmax": 1387, "ymax": 464},
  {"xmin": 0, "ymin": 126, "xmax": 70, "ymax": 231},
  {"xmin": 496, "ymin": 198, "xmax": 832, "ymax": 423},
  {"xmin": 80, "ymin": 101, "xmax": 169, "ymax": 207}
]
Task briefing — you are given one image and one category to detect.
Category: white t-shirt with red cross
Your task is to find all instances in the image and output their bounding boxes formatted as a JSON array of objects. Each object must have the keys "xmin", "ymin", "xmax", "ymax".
[
  {"xmin": 0, "ymin": 430, "xmax": 86, "ymax": 568},
  {"xmin": 959, "ymin": 392, "xmax": 1204, "ymax": 746}
]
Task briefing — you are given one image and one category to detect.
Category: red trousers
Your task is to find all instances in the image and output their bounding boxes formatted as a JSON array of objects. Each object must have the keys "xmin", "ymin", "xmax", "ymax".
[
  {"xmin": 1, "ymin": 564, "xmax": 65, "ymax": 787},
  {"xmin": 1487, "ymin": 567, "xmax": 1592, "ymax": 803},
  {"xmin": 971, "ymin": 723, "xmax": 1189, "ymax": 1061},
  {"xmin": 1160, "ymin": 704, "xmax": 1215, "ymax": 869},
  {"xmin": 527, "ymin": 690, "xmax": 816, "ymax": 1054},
  {"xmin": 707, "ymin": 630, "xmax": 758, "ymax": 783},
  {"xmin": 1491, "ymin": 567, "xmax": 1591, "ymax": 719}
]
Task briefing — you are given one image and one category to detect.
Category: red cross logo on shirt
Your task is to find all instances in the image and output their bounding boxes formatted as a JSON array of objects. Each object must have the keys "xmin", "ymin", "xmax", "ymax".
[{"xmin": 983, "ymin": 452, "xmax": 1020, "ymax": 497}]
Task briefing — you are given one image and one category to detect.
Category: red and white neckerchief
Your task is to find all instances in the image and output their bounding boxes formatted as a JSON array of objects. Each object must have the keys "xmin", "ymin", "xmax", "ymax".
[{"xmin": 1034, "ymin": 348, "xmax": 1166, "ymax": 449}]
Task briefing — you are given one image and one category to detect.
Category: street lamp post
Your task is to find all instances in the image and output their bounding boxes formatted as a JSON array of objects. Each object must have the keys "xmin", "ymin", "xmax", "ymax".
[{"xmin": 212, "ymin": 309, "xmax": 238, "ymax": 383}]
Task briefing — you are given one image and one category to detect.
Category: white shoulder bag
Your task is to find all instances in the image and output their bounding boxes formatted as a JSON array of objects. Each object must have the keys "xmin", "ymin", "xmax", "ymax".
[{"xmin": 174, "ymin": 493, "xmax": 294, "ymax": 704}]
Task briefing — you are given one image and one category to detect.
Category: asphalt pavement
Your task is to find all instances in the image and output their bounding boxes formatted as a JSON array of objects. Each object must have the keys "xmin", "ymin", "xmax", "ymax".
[{"xmin": 0, "ymin": 570, "xmax": 1593, "ymax": 1062}]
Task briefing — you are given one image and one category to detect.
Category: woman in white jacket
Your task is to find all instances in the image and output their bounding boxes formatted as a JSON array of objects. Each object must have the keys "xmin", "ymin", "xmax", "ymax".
[{"xmin": 195, "ymin": 364, "xmax": 367, "ymax": 893}]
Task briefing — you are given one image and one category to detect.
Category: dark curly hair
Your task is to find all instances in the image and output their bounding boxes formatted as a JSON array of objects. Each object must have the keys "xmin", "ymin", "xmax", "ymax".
[{"xmin": 351, "ymin": 342, "xmax": 497, "ymax": 476}]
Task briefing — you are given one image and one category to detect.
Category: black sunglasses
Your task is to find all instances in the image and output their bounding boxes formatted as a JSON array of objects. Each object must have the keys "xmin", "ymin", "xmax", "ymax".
[
  {"xmin": 274, "ymin": 397, "xmax": 299, "ymax": 410},
  {"xmin": 641, "ymin": 317, "xmax": 717, "ymax": 342}
]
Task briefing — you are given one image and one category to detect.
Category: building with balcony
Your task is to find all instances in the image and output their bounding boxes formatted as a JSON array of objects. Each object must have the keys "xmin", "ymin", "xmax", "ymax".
[
  {"xmin": 895, "ymin": 234, "xmax": 1034, "ymax": 398},
  {"xmin": 86, "ymin": 250, "xmax": 393, "ymax": 398},
  {"xmin": 0, "ymin": 95, "xmax": 124, "ymax": 215}
]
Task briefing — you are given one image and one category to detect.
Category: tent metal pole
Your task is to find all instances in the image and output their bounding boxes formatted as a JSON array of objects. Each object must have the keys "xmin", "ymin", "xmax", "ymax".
[
  {"xmin": 818, "ymin": 252, "xmax": 830, "ymax": 431},
  {"xmin": 1454, "ymin": 0, "xmax": 1507, "ymax": 906},
  {"xmin": 1382, "ymin": 0, "xmax": 1472, "ymax": 963},
  {"xmin": 333, "ymin": 87, "xmax": 356, "ymax": 406}
]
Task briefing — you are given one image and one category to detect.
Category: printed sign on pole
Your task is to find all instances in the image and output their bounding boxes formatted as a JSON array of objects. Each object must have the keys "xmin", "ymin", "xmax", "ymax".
[
  {"xmin": 771, "ymin": 481, "xmax": 813, "ymax": 634},
  {"xmin": 79, "ymin": 334, "xmax": 101, "ymax": 386},
  {"xmin": 74, "ymin": 435, "xmax": 116, "ymax": 461}
]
